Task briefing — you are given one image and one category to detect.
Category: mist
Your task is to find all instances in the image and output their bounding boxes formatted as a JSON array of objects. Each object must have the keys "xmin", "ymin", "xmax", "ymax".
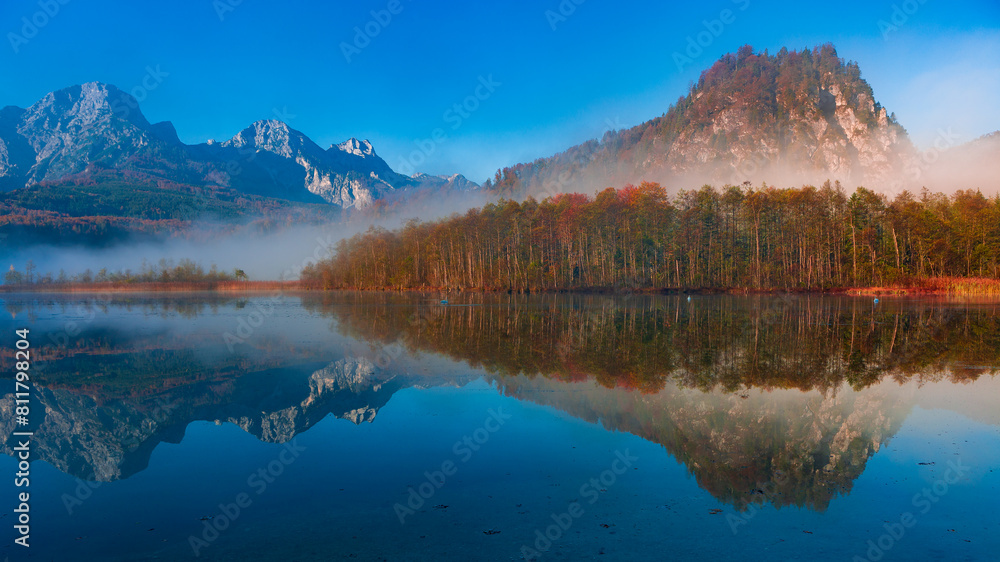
[
  {"xmin": 512, "ymin": 132, "xmax": 1000, "ymax": 206},
  {"xmin": 2, "ymin": 181, "xmax": 495, "ymax": 282},
  {"xmin": 5, "ymin": 132, "xmax": 996, "ymax": 284}
]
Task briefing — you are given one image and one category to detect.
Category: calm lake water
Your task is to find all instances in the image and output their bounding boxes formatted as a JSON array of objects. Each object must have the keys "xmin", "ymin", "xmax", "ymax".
[{"xmin": 1, "ymin": 292, "xmax": 998, "ymax": 561}]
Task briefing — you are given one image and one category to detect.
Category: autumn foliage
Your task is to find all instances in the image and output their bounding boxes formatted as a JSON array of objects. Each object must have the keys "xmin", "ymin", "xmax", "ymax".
[{"xmin": 303, "ymin": 182, "xmax": 1000, "ymax": 292}]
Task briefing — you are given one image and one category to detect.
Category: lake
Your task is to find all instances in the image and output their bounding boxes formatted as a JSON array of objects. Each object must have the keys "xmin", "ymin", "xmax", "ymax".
[{"xmin": 1, "ymin": 292, "xmax": 998, "ymax": 561}]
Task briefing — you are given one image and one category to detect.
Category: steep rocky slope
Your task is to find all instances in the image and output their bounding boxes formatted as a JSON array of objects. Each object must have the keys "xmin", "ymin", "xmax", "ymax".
[
  {"xmin": 0, "ymin": 82, "xmax": 478, "ymax": 209},
  {"xmin": 486, "ymin": 44, "xmax": 917, "ymax": 197}
]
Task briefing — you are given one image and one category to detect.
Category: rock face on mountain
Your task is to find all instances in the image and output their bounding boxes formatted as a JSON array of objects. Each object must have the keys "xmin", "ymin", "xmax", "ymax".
[
  {"xmin": 0, "ymin": 82, "xmax": 476, "ymax": 208},
  {"xmin": 206, "ymin": 120, "xmax": 412, "ymax": 206},
  {"xmin": 0, "ymin": 83, "xmax": 178, "ymax": 188},
  {"xmin": 410, "ymin": 172, "xmax": 479, "ymax": 192},
  {"xmin": 0, "ymin": 107, "xmax": 35, "ymax": 191},
  {"xmin": 486, "ymin": 44, "xmax": 917, "ymax": 197}
]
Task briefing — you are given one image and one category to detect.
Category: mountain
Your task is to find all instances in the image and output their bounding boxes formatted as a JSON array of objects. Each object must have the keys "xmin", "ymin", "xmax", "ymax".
[
  {"xmin": 410, "ymin": 172, "xmax": 480, "ymax": 192},
  {"xmin": 0, "ymin": 83, "xmax": 183, "ymax": 188},
  {"xmin": 0, "ymin": 82, "xmax": 478, "ymax": 210},
  {"xmin": 486, "ymin": 44, "xmax": 920, "ymax": 197},
  {"xmin": 3, "ymin": 47, "xmax": 995, "ymax": 249},
  {"xmin": 497, "ymin": 374, "xmax": 910, "ymax": 511},
  {"xmin": 196, "ymin": 120, "xmax": 416, "ymax": 206}
]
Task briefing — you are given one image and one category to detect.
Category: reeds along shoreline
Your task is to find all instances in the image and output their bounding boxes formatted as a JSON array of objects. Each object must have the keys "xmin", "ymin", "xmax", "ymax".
[{"xmin": 845, "ymin": 277, "xmax": 1000, "ymax": 296}]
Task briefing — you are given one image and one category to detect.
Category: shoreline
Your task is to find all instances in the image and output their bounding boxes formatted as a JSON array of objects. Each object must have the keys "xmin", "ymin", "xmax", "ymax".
[
  {"xmin": 1, "ymin": 280, "xmax": 995, "ymax": 297},
  {"xmin": 0, "ymin": 281, "xmax": 305, "ymax": 293}
]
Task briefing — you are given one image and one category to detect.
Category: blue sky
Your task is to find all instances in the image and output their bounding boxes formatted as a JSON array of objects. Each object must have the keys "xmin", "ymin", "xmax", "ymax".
[{"xmin": 1, "ymin": 0, "xmax": 998, "ymax": 182}]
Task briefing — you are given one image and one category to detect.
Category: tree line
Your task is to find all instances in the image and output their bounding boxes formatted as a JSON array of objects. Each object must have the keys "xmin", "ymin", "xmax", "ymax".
[
  {"xmin": 3, "ymin": 258, "xmax": 247, "ymax": 286},
  {"xmin": 302, "ymin": 182, "xmax": 1000, "ymax": 292}
]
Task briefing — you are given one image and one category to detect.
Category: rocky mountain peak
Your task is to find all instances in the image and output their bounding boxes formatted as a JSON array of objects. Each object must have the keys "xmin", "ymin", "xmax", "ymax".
[
  {"xmin": 334, "ymin": 137, "xmax": 375, "ymax": 158},
  {"xmin": 24, "ymin": 82, "xmax": 150, "ymax": 131},
  {"xmin": 411, "ymin": 172, "xmax": 479, "ymax": 192},
  {"xmin": 222, "ymin": 119, "xmax": 321, "ymax": 158},
  {"xmin": 10, "ymin": 81, "xmax": 167, "ymax": 183},
  {"xmin": 487, "ymin": 44, "xmax": 917, "ymax": 197},
  {"xmin": 0, "ymin": 82, "xmax": 481, "ymax": 209}
]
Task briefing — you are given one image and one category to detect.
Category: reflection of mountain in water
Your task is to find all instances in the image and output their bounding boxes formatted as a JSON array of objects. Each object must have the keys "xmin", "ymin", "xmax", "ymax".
[
  {"xmin": 1, "ymin": 294, "xmax": 997, "ymax": 512},
  {"xmin": 496, "ymin": 374, "xmax": 913, "ymax": 511},
  {"xmin": 0, "ymin": 354, "xmax": 472, "ymax": 481},
  {"xmin": 304, "ymin": 293, "xmax": 999, "ymax": 509}
]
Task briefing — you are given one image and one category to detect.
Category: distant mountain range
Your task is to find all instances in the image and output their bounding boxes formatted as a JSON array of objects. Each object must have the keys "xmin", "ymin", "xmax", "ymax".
[
  {"xmin": 0, "ymin": 82, "xmax": 477, "ymax": 206},
  {"xmin": 1, "ymin": 44, "xmax": 996, "ymax": 248}
]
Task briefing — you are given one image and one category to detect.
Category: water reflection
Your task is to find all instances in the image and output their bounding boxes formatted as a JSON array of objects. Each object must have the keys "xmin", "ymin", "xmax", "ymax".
[
  {"xmin": 309, "ymin": 293, "xmax": 1000, "ymax": 393},
  {"xmin": 1, "ymin": 293, "xmax": 997, "ymax": 515}
]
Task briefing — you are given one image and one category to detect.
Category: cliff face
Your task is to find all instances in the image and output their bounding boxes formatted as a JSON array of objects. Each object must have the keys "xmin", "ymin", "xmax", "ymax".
[
  {"xmin": 662, "ymin": 79, "xmax": 910, "ymax": 187},
  {"xmin": 214, "ymin": 120, "xmax": 411, "ymax": 207},
  {"xmin": 487, "ymin": 44, "xmax": 916, "ymax": 197},
  {"xmin": 0, "ymin": 83, "xmax": 171, "ymax": 187}
]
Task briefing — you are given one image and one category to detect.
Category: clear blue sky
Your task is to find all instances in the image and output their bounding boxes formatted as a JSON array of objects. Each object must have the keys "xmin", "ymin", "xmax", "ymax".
[{"xmin": 2, "ymin": 0, "xmax": 998, "ymax": 182}]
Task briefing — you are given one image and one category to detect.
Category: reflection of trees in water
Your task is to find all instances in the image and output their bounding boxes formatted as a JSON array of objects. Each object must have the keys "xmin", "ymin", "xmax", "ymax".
[
  {"xmin": 304, "ymin": 293, "xmax": 997, "ymax": 511},
  {"xmin": 307, "ymin": 293, "xmax": 1000, "ymax": 393},
  {"xmin": 2, "ymin": 294, "xmax": 995, "ymax": 510},
  {"xmin": 19, "ymin": 324, "xmax": 325, "ymax": 397},
  {"xmin": 2, "ymin": 294, "xmax": 252, "ymax": 323},
  {"xmin": 4, "ymin": 300, "xmax": 28, "ymax": 320}
]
